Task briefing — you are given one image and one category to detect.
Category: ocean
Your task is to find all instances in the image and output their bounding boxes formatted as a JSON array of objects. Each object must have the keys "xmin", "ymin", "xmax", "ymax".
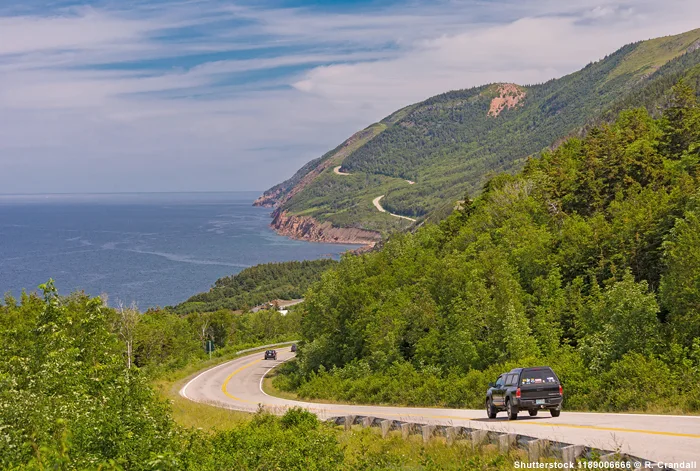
[{"xmin": 0, "ymin": 192, "xmax": 360, "ymax": 309}]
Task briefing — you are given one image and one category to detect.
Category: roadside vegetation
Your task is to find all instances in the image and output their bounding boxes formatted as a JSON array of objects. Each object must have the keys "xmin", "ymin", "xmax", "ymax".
[
  {"xmin": 274, "ymin": 83, "xmax": 700, "ymax": 414},
  {"xmin": 0, "ymin": 285, "xmax": 519, "ymax": 469}
]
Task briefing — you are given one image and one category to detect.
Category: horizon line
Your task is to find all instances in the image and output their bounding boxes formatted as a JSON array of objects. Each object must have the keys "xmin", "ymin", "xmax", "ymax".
[{"xmin": 0, "ymin": 190, "xmax": 264, "ymax": 197}]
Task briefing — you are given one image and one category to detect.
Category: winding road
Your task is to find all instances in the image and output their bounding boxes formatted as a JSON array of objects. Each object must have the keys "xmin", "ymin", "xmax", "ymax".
[
  {"xmin": 181, "ymin": 348, "xmax": 700, "ymax": 465},
  {"xmin": 333, "ymin": 166, "xmax": 417, "ymax": 222},
  {"xmin": 373, "ymin": 195, "xmax": 417, "ymax": 222}
]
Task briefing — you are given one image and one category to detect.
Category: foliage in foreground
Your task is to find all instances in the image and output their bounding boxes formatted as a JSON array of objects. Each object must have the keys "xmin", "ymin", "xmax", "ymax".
[
  {"xmin": 0, "ymin": 284, "xmax": 175, "ymax": 469},
  {"xmin": 277, "ymin": 83, "xmax": 700, "ymax": 413},
  {"xmin": 0, "ymin": 285, "xmax": 516, "ymax": 469}
]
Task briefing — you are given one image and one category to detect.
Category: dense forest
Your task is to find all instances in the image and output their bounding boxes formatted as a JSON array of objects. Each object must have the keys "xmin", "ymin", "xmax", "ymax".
[
  {"xmin": 172, "ymin": 259, "xmax": 336, "ymax": 314},
  {"xmin": 275, "ymin": 82, "xmax": 700, "ymax": 413},
  {"xmin": 0, "ymin": 284, "xmax": 515, "ymax": 470},
  {"xmin": 258, "ymin": 29, "xmax": 700, "ymax": 230}
]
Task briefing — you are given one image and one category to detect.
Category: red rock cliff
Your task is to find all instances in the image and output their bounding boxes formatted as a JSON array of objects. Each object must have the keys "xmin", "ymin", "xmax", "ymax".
[{"xmin": 271, "ymin": 209, "xmax": 381, "ymax": 246}]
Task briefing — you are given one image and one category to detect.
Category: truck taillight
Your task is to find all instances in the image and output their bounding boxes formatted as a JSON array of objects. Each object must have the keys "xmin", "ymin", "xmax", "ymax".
[
  {"xmin": 516, "ymin": 388, "xmax": 521, "ymax": 398},
  {"xmin": 559, "ymin": 385, "xmax": 563, "ymax": 395}
]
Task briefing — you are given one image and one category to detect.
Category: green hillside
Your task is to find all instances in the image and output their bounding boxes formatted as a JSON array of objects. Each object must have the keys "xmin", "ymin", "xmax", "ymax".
[
  {"xmin": 276, "ymin": 82, "xmax": 700, "ymax": 412},
  {"xmin": 257, "ymin": 28, "xmax": 700, "ymax": 233},
  {"xmin": 172, "ymin": 259, "xmax": 336, "ymax": 314}
]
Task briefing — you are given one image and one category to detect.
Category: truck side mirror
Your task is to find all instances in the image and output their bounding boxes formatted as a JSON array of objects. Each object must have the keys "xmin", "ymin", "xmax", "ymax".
[{"xmin": 488, "ymin": 382, "xmax": 495, "ymax": 388}]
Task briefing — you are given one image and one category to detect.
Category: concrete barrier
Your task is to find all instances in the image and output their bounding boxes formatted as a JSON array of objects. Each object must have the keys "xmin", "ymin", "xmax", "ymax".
[
  {"xmin": 499, "ymin": 433, "xmax": 517, "ymax": 453},
  {"xmin": 527, "ymin": 439, "xmax": 548, "ymax": 461},
  {"xmin": 361, "ymin": 416, "xmax": 375, "ymax": 428},
  {"xmin": 421, "ymin": 425, "xmax": 435, "ymax": 443},
  {"xmin": 445, "ymin": 426, "xmax": 461, "ymax": 445},
  {"xmin": 469, "ymin": 429, "xmax": 488, "ymax": 447},
  {"xmin": 344, "ymin": 415, "xmax": 356, "ymax": 431},
  {"xmin": 400, "ymin": 422, "xmax": 413, "ymax": 439},
  {"xmin": 380, "ymin": 420, "xmax": 392, "ymax": 438},
  {"xmin": 560, "ymin": 445, "xmax": 585, "ymax": 463},
  {"xmin": 324, "ymin": 415, "xmax": 675, "ymax": 470}
]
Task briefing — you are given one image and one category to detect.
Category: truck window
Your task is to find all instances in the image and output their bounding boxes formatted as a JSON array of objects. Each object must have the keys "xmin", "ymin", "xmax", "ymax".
[
  {"xmin": 505, "ymin": 374, "xmax": 517, "ymax": 386},
  {"xmin": 521, "ymin": 368, "xmax": 558, "ymax": 385},
  {"xmin": 495, "ymin": 375, "xmax": 505, "ymax": 387}
]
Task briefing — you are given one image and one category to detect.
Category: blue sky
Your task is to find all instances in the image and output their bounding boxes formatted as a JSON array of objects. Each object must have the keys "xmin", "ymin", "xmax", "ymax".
[{"xmin": 0, "ymin": 0, "xmax": 698, "ymax": 194}]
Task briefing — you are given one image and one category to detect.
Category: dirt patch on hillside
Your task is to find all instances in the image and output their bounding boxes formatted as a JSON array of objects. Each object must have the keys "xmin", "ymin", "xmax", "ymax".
[{"xmin": 488, "ymin": 83, "xmax": 526, "ymax": 117}]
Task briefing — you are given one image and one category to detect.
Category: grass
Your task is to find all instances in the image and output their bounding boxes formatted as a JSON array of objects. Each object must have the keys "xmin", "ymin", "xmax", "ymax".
[
  {"xmin": 163, "ymin": 390, "xmax": 250, "ymax": 431},
  {"xmin": 336, "ymin": 426, "xmax": 521, "ymax": 470},
  {"xmin": 607, "ymin": 28, "xmax": 700, "ymax": 82},
  {"xmin": 153, "ymin": 342, "xmax": 296, "ymax": 431},
  {"xmin": 262, "ymin": 368, "xmax": 301, "ymax": 402}
]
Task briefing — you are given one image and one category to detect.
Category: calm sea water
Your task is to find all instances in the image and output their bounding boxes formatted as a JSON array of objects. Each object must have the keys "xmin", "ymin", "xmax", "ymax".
[{"xmin": 0, "ymin": 192, "xmax": 360, "ymax": 309}]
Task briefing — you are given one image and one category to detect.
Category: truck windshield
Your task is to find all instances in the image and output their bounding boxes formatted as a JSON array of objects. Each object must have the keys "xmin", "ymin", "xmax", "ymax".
[{"xmin": 520, "ymin": 369, "xmax": 558, "ymax": 385}]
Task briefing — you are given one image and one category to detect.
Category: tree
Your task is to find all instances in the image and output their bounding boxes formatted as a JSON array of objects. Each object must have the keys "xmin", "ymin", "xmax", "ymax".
[
  {"xmin": 660, "ymin": 210, "xmax": 700, "ymax": 346},
  {"xmin": 502, "ymin": 302, "xmax": 539, "ymax": 362},
  {"xmin": 580, "ymin": 272, "xmax": 660, "ymax": 370},
  {"xmin": 660, "ymin": 81, "xmax": 700, "ymax": 158},
  {"xmin": 115, "ymin": 302, "xmax": 140, "ymax": 369}
]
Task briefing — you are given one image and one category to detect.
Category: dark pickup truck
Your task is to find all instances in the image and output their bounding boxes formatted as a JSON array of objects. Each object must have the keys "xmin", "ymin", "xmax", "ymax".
[
  {"xmin": 485, "ymin": 366, "xmax": 563, "ymax": 420},
  {"xmin": 264, "ymin": 350, "xmax": 278, "ymax": 360}
]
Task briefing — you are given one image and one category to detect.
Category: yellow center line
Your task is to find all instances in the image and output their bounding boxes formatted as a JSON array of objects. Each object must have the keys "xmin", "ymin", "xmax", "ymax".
[
  {"xmin": 511, "ymin": 421, "xmax": 700, "ymax": 439},
  {"xmin": 314, "ymin": 410, "xmax": 700, "ymax": 438},
  {"xmin": 221, "ymin": 358, "xmax": 263, "ymax": 403},
  {"xmin": 219, "ymin": 359, "xmax": 700, "ymax": 439}
]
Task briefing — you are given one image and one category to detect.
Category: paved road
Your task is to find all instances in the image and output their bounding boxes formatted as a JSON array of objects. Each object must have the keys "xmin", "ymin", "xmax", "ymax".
[
  {"xmin": 333, "ymin": 165, "xmax": 352, "ymax": 176},
  {"xmin": 372, "ymin": 195, "xmax": 417, "ymax": 222},
  {"xmin": 181, "ymin": 348, "xmax": 700, "ymax": 465},
  {"xmin": 333, "ymin": 165, "xmax": 417, "ymax": 219}
]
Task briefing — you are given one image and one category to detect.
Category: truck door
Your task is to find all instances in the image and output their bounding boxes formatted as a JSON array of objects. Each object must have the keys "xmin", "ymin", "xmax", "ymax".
[{"xmin": 493, "ymin": 375, "xmax": 506, "ymax": 406}]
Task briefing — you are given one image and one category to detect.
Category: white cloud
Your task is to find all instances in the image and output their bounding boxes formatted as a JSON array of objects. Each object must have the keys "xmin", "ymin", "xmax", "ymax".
[{"xmin": 0, "ymin": 0, "xmax": 698, "ymax": 193}]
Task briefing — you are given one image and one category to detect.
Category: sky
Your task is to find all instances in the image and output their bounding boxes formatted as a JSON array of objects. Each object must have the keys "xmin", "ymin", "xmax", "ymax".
[{"xmin": 0, "ymin": 0, "xmax": 698, "ymax": 194}]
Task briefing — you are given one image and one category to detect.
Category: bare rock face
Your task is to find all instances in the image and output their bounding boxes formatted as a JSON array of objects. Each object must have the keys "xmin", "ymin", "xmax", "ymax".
[
  {"xmin": 688, "ymin": 39, "xmax": 700, "ymax": 54},
  {"xmin": 271, "ymin": 209, "xmax": 381, "ymax": 246},
  {"xmin": 488, "ymin": 83, "xmax": 526, "ymax": 117}
]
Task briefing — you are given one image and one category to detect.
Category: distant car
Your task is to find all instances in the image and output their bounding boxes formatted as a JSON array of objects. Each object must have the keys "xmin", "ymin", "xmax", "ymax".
[
  {"xmin": 485, "ymin": 366, "xmax": 563, "ymax": 420},
  {"xmin": 264, "ymin": 350, "xmax": 277, "ymax": 360},
  {"xmin": 290, "ymin": 344, "xmax": 297, "ymax": 352}
]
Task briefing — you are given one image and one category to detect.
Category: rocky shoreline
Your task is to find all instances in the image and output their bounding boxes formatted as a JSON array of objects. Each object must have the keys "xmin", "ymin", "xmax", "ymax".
[{"xmin": 271, "ymin": 208, "xmax": 381, "ymax": 248}]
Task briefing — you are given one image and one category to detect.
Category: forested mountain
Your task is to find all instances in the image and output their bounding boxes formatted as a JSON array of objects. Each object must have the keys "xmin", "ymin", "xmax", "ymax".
[
  {"xmin": 172, "ymin": 259, "xmax": 336, "ymax": 314},
  {"xmin": 257, "ymin": 28, "xmax": 700, "ymax": 237},
  {"xmin": 276, "ymin": 82, "xmax": 700, "ymax": 412}
]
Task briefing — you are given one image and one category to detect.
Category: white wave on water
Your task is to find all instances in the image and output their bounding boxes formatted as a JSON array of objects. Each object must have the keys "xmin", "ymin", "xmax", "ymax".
[{"xmin": 125, "ymin": 248, "xmax": 250, "ymax": 268}]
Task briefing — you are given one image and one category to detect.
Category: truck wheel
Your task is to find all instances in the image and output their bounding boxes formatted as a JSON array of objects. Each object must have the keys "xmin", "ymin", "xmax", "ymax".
[
  {"xmin": 550, "ymin": 408, "xmax": 561, "ymax": 417},
  {"xmin": 506, "ymin": 399, "xmax": 518, "ymax": 420},
  {"xmin": 528, "ymin": 410, "xmax": 538, "ymax": 417},
  {"xmin": 486, "ymin": 399, "xmax": 497, "ymax": 419}
]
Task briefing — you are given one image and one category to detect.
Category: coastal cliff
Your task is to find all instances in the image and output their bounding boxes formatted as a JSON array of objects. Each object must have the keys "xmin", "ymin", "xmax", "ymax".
[
  {"xmin": 252, "ymin": 29, "xmax": 700, "ymax": 237},
  {"xmin": 271, "ymin": 208, "xmax": 381, "ymax": 246},
  {"xmin": 253, "ymin": 124, "xmax": 386, "ymax": 210},
  {"xmin": 253, "ymin": 189, "xmax": 282, "ymax": 208}
]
